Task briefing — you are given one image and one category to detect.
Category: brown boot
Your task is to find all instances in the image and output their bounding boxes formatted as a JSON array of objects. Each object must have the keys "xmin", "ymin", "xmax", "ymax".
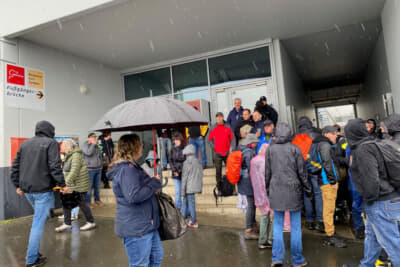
[
  {"xmin": 252, "ymin": 222, "xmax": 260, "ymax": 234},
  {"xmin": 244, "ymin": 229, "xmax": 259, "ymax": 240}
]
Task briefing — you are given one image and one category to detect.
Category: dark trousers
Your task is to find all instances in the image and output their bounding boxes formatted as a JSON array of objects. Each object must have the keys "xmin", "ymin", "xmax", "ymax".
[
  {"xmin": 64, "ymin": 192, "xmax": 94, "ymax": 225},
  {"xmin": 246, "ymin": 195, "xmax": 256, "ymax": 229},
  {"xmin": 214, "ymin": 154, "xmax": 227, "ymax": 184},
  {"xmin": 101, "ymin": 166, "xmax": 110, "ymax": 188}
]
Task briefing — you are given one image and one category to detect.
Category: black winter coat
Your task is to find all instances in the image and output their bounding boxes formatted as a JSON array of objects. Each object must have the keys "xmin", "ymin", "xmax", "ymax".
[
  {"xmin": 255, "ymin": 102, "xmax": 278, "ymax": 126},
  {"xmin": 169, "ymin": 144, "xmax": 186, "ymax": 179},
  {"xmin": 314, "ymin": 135, "xmax": 341, "ymax": 185},
  {"xmin": 10, "ymin": 121, "xmax": 66, "ymax": 193},
  {"xmin": 265, "ymin": 123, "xmax": 312, "ymax": 212},
  {"xmin": 234, "ymin": 119, "xmax": 255, "ymax": 141}
]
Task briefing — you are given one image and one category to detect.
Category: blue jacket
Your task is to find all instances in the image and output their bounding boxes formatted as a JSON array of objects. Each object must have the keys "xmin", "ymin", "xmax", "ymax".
[
  {"xmin": 251, "ymin": 120, "xmax": 265, "ymax": 135},
  {"xmin": 237, "ymin": 145, "xmax": 256, "ymax": 195},
  {"xmin": 257, "ymin": 133, "xmax": 273, "ymax": 153},
  {"xmin": 107, "ymin": 161, "xmax": 162, "ymax": 238},
  {"xmin": 227, "ymin": 107, "xmax": 243, "ymax": 132}
]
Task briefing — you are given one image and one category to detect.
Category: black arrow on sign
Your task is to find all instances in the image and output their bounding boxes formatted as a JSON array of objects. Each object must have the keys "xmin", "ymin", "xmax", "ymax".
[{"xmin": 36, "ymin": 91, "xmax": 44, "ymax": 100}]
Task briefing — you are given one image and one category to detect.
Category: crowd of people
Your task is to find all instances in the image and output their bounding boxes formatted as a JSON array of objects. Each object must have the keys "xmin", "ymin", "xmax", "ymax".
[{"xmin": 8, "ymin": 95, "xmax": 400, "ymax": 267}]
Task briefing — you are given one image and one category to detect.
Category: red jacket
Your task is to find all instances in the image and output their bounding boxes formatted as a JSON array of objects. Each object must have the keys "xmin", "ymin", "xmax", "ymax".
[{"xmin": 209, "ymin": 124, "xmax": 233, "ymax": 156}]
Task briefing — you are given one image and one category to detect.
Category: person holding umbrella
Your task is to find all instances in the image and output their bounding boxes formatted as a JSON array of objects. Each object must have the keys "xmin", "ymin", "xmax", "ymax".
[{"xmin": 107, "ymin": 134, "xmax": 163, "ymax": 267}]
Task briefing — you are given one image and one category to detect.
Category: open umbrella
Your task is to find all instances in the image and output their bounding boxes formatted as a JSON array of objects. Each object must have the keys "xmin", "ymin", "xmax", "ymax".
[{"xmin": 91, "ymin": 96, "xmax": 208, "ymax": 171}]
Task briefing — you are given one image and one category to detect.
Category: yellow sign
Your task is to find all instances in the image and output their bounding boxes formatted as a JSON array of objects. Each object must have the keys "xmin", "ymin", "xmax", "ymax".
[{"xmin": 28, "ymin": 69, "xmax": 44, "ymax": 89}]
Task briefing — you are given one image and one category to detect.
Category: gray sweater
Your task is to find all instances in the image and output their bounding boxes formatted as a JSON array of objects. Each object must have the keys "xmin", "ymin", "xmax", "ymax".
[
  {"xmin": 82, "ymin": 141, "xmax": 103, "ymax": 170},
  {"xmin": 181, "ymin": 145, "xmax": 203, "ymax": 196}
]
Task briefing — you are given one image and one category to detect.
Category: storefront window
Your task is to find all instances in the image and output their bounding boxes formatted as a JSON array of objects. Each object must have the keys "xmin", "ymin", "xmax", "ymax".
[
  {"xmin": 174, "ymin": 89, "xmax": 210, "ymax": 102},
  {"xmin": 208, "ymin": 46, "xmax": 271, "ymax": 85},
  {"xmin": 124, "ymin": 67, "xmax": 172, "ymax": 100},
  {"xmin": 172, "ymin": 60, "xmax": 208, "ymax": 93}
]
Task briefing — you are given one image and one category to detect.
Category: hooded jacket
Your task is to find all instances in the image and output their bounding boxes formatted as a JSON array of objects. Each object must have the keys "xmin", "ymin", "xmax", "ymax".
[
  {"xmin": 169, "ymin": 144, "xmax": 186, "ymax": 179},
  {"xmin": 345, "ymin": 118, "xmax": 400, "ymax": 205},
  {"xmin": 297, "ymin": 116, "xmax": 321, "ymax": 140},
  {"xmin": 141, "ymin": 150, "xmax": 162, "ymax": 177},
  {"xmin": 250, "ymin": 143, "xmax": 271, "ymax": 215},
  {"xmin": 384, "ymin": 113, "xmax": 400, "ymax": 144},
  {"xmin": 82, "ymin": 141, "xmax": 103, "ymax": 170},
  {"xmin": 265, "ymin": 123, "xmax": 312, "ymax": 212},
  {"xmin": 10, "ymin": 121, "xmax": 66, "ymax": 193},
  {"xmin": 63, "ymin": 147, "xmax": 90, "ymax": 193},
  {"xmin": 107, "ymin": 160, "xmax": 162, "ymax": 238},
  {"xmin": 181, "ymin": 145, "xmax": 203, "ymax": 196},
  {"xmin": 209, "ymin": 123, "xmax": 233, "ymax": 156},
  {"xmin": 313, "ymin": 135, "xmax": 341, "ymax": 185},
  {"xmin": 236, "ymin": 134, "xmax": 258, "ymax": 196}
]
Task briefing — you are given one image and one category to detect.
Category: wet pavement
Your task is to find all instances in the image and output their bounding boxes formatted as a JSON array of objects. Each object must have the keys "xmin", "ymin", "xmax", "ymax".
[{"xmin": 0, "ymin": 216, "xmax": 364, "ymax": 267}]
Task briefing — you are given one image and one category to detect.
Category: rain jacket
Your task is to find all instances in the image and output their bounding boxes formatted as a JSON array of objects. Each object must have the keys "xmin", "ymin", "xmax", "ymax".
[
  {"xmin": 209, "ymin": 123, "xmax": 233, "ymax": 156},
  {"xmin": 63, "ymin": 147, "xmax": 90, "ymax": 193},
  {"xmin": 82, "ymin": 141, "xmax": 103, "ymax": 170},
  {"xmin": 255, "ymin": 102, "xmax": 278, "ymax": 126},
  {"xmin": 227, "ymin": 106, "xmax": 243, "ymax": 132},
  {"xmin": 186, "ymin": 125, "xmax": 209, "ymax": 139},
  {"xmin": 141, "ymin": 150, "xmax": 162, "ymax": 177},
  {"xmin": 250, "ymin": 144, "xmax": 271, "ymax": 215},
  {"xmin": 237, "ymin": 135, "xmax": 258, "ymax": 196},
  {"xmin": 107, "ymin": 160, "xmax": 162, "ymax": 238},
  {"xmin": 265, "ymin": 123, "xmax": 312, "ymax": 212},
  {"xmin": 257, "ymin": 133, "xmax": 273, "ymax": 153},
  {"xmin": 181, "ymin": 145, "xmax": 203, "ymax": 196},
  {"xmin": 297, "ymin": 116, "xmax": 321, "ymax": 140},
  {"xmin": 169, "ymin": 144, "xmax": 186, "ymax": 179},
  {"xmin": 313, "ymin": 135, "xmax": 340, "ymax": 185},
  {"xmin": 10, "ymin": 121, "xmax": 66, "ymax": 193},
  {"xmin": 345, "ymin": 119, "xmax": 400, "ymax": 205}
]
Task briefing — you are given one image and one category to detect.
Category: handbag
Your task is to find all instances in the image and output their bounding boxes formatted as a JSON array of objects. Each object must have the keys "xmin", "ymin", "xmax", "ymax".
[
  {"xmin": 53, "ymin": 187, "xmax": 81, "ymax": 209},
  {"xmin": 157, "ymin": 192, "xmax": 187, "ymax": 241}
]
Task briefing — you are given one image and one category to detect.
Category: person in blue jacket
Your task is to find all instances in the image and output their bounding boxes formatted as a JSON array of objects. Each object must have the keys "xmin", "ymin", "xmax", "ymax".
[
  {"xmin": 107, "ymin": 134, "xmax": 163, "ymax": 267},
  {"xmin": 257, "ymin": 120, "xmax": 275, "ymax": 153},
  {"xmin": 227, "ymin": 98, "xmax": 243, "ymax": 144}
]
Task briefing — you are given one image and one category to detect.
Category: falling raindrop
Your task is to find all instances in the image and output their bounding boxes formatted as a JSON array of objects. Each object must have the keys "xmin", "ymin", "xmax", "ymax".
[
  {"xmin": 324, "ymin": 42, "xmax": 330, "ymax": 51},
  {"xmin": 149, "ymin": 40, "xmax": 155, "ymax": 52},
  {"xmin": 334, "ymin": 24, "xmax": 341, "ymax": 32},
  {"xmin": 169, "ymin": 18, "xmax": 174, "ymax": 25},
  {"xmin": 295, "ymin": 53, "xmax": 304, "ymax": 61},
  {"xmin": 360, "ymin": 23, "xmax": 366, "ymax": 32},
  {"xmin": 57, "ymin": 19, "xmax": 63, "ymax": 31},
  {"xmin": 197, "ymin": 32, "xmax": 203, "ymax": 39},
  {"xmin": 72, "ymin": 63, "xmax": 77, "ymax": 70},
  {"xmin": 79, "ymin": 23, "xmax": 84, "ymax": 31}
]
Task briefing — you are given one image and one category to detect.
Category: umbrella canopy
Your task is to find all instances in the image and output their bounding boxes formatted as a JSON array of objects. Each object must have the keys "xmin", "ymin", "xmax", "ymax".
[{"xmin": 91, "ymin": 97, "xmax": 208, "ymax": 132}]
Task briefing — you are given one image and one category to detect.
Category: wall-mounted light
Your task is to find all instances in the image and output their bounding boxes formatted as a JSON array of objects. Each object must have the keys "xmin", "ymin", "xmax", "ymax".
[{"xmin": 80, "ymin": 85, "xmax": 88, "ymax": 95}]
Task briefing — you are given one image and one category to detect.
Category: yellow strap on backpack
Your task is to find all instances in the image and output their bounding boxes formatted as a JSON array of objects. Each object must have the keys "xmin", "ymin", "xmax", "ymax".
[{"xmin": 53, "ymin": 186, "xmax": 63, "ymax": 191}]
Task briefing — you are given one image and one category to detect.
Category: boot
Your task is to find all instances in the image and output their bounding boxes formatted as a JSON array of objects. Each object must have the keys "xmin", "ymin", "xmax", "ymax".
[
  {"xmin": 324, "ymin": 234, "xmax": 347, "ymax": 248},
  {"xmin": 355, "ymin": 227, "xmax": 365, "ymax": 239},
  {"xmin": 244, "ymin": 229, "xmax": 259, "ymax": 240},
  {"xmin": 314, "ymin": 221, "xmax": 325, "ymax": 233},
  {"xmin": 305, "ymin": 221, "xmax": 314, "ymax": 230},
  {"xmin": 252, "ymin": 222, "xmax": 260, "ymax": 234}
]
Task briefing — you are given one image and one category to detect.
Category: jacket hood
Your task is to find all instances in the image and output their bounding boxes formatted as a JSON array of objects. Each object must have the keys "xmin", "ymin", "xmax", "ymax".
[
  {"xmin": 258, "ymin": 143, "xmax": 269, "ymax": 155},
  {"xmin": 183, "ymin": 144, "xmax": 196, "ymax": 156},
  {"xmin": 35, "ymin": 121, "xmax": 55, "ymax": 138},
  {"xmin": 145, "ymin": 150, "xmax": 159, "ymax": 161},
  {"xmin": 384, "ymin": 113, "xmax": 400, "ymax": 135},
  {"xmin": 242, "ymin": 133, "xmax": 260, "ymax": 146},
  {"xmin": 344, "ymin": 118, "xmax": 371, "ymax": 149},
  {"xmin": 298, "ymin": 116, "xmax": 313, "ymax": 133},
  {"xmin": 107, "ymin": 160, "xmax": 132, "ymax": 181},
  {"xmin": 313, "ymin": 134, "xmax": 331, "ymax": 144},
  {"xmin": 274, "ymin": 123, "xmax": 292, "ymax": 144}
]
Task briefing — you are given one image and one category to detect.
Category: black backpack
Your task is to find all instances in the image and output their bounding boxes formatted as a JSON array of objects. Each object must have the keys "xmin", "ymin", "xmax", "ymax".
[
  {"xmin": 363, "ymin": 139, "xmax": 400, "ymax": 189},
  {"xmin": 213, "ymin": 175, "xmax": 234, "ymax": 206}
]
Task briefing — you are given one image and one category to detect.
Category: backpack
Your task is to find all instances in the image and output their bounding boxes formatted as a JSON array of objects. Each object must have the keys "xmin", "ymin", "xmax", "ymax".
[
  {"xmin": 292, "ymin": 134, "xmax": 321, "ymax": 174},
  {"xmin": 226, "ymin": 148, "xmax": 252, "ymax": 184},
  {"xmin": 213, "ymin": 175, "xmax": 235, "ymax": 206},
  {"xmin": 364, "ymin": 139, "xmax": 400, "ymax": 189}
]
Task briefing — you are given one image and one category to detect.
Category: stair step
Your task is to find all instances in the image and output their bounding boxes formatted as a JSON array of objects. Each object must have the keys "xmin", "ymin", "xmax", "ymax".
[{"xmin": 162, "ymin": 167, "xmax": 224, "ymax": 178}]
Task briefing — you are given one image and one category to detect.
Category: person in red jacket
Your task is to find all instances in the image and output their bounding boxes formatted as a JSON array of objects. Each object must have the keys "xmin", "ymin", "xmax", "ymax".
[{"xmin": 209, "ymin": 112, "xmax": 234, "ymax": 185}]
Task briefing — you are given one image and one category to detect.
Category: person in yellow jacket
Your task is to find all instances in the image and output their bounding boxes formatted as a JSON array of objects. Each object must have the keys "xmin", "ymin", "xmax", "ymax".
[{"xmin": 185, "ymin": 107, "xmax": 209, "ymax": 168}]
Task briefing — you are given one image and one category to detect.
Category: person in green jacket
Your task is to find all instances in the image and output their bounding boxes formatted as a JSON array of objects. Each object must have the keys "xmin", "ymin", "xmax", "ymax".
[{"xmin": 56, "ymin": 139, "xmax": 96, "ymax": 232}]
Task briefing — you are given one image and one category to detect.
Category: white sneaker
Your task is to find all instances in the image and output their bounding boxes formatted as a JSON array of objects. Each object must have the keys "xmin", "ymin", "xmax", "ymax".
[
  {"xmin": 71, "ymin": 215, "xmax": 79, "ymax": 221},
  {"xmin": 80, "ymin": 222, "xmax": 96, "ymax": 231},
  {"xmin": 55, "ymin": 223, "xmax": 72, "ymax": 232},
  {"xmin": 57, "ymin": 215, "xmax": 64, "ymax": 220}
]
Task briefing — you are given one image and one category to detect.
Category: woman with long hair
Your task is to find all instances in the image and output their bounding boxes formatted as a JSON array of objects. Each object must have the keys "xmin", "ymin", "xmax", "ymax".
[{"xmin": 107, "ymin": 134, "xmax": 163, "ymax": 267}]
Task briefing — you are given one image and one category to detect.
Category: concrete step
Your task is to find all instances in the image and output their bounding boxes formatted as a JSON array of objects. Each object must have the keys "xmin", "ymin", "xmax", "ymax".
[{"xmin": 161, "ymin": 167, "xmax": 224, "ymax": 178}]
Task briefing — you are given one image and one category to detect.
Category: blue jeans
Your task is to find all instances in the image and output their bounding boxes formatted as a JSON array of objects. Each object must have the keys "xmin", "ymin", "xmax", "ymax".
[
  {"xmin": 87, "ymin": 169, "xmax": 102, "ymax": 203},
  {"xmin": 181, "ymin": 194, "xmax": 197, "ymax": 223},
  {"xmin": 161, "ymin": 138, "xmax": 171, "ymax": 168},
  {"xmin": 173, "ymin": 179, "xmax": 182, "ymax": 209},
  {"xmin": 123, "ymin": 230, "xmax": 164, "ymax": 267},
  {"xmin": 189, "ymin": 137, "xmax": 207, "ymax": 166},
  {"xmin": 25, "ymin": 192, "xmax": 55, "ymax": 265},
  {"xmin": 272, "ymin": 210, "xmax": 306, "ymax": 266},
  {"xmin": 304, "ymin": 174, "xmax": 323, "ymax": 222},
  {"xmin": 348, "ymin": 177, "xmax": 364, "ymax": 230},
  {"xmin": 72, "ymin": 207, "xmax": 80, "ymax": 216},
  {"xmin": 359, "ymin": 198, "xmax": 400, "ymax": 267}
]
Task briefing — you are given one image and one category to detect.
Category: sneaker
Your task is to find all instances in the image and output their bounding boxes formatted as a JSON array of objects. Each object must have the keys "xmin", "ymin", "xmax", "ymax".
[
  {"xmin": 188, "ymin": 221, "xmax": 199, "ymax": 228},
  {"xmin": 95, "ymin": 200, "xmax": 105, "ymax": 207},
  {"xmin": 305, "ymin": 221, "xmax": 314, "ymax": 230},
  {"xmin": 80, "ymin": 222, "xmax": 96, "ymax": 231},
  {"xmin": 293, "ymin": 262, "xmax": 308, "ymax": 267},
  {"xmin": 55, "ymin": 223, "xmax": 72, "ymax": 232},
  {"xmin": 355, "ymin": 227, "xmax": 365, "ymax": 239},
  {"xmin": 314, "ymin": 221, "xmax": 325, "ymax": 233},
  {"xmin": 324, "ymin": 234, "xmax": 347, "ymax": 248},
  {"xmin": 26, "ymin": 255, "xmax": 47, "ymax": 267},
  {"xmin": 258, "ymin": 241, "xmax": 272, "ymax": 249},
  {"xmin": 244, "ymin": 229, "xmax": 259, "ymax": 240},
  {"xmin": 252, "ymin": 222, "xmax": 260, "ymax": 234},
  {"xmin": 25, "ymin": 253, "xmax": 42, "ymax": 260},
  {"xmin": 71, "ymin": 215, "xmax": 79, "ymax": 221},
  {"xmin": 271, "ymin": 263, "xmax": 283, "ymax": 267},
  {"xmin": 375, "ymin": 259, "xmax": 392, "ymax": 267},
  {"xmin": 88, "ymin": 203, "xmax": 95, "ymax": 209},
  {"xmin": 57, "ymin": 215, "xmax": 64, "ymax": 220}
]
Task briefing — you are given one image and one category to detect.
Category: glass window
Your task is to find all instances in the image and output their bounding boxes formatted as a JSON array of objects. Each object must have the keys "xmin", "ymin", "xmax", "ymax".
[
  {"xmin": 208, "ymin": 47, "xmax": 271, "ymax": 85},
  {"xmin": 124, "ymin": 68, "xmax": 172, "ymax": 100},
  {"xmin": 174, "ymin": 89, "xmax": 210, "ymax": 102},
  {"xmin": 172, "ymin": 60, "xmax": 208, "ymax": 92}
]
